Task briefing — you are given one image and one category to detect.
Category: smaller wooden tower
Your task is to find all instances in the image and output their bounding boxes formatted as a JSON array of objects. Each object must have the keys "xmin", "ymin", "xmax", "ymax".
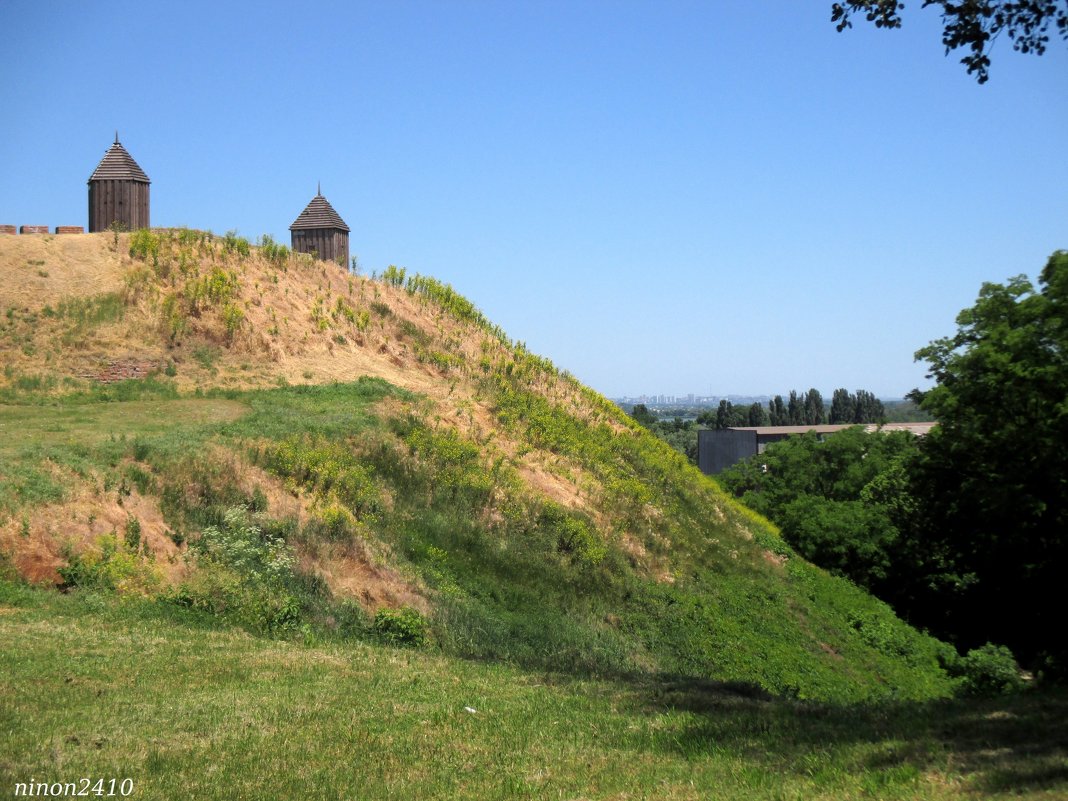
[
  {"xmin": 290, "ymin": 185, "xmax": 350, "ymax": 266},
  {"xmin": 88, "ymin": 133, "xmax": 150, "ymax": 232}
]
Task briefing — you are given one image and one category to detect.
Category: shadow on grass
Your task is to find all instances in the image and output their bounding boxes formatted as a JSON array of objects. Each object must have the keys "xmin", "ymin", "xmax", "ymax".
[{"xmin": 629, "ymin": 674, "xmax": 1068, "ymax": 795}]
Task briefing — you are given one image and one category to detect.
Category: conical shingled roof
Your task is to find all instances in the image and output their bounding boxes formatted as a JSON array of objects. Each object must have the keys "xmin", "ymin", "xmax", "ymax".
[
  {"xmin": 290, "ymin": 192, "xmax": 350, "ymax": 232},
  {"xmin": 88, "ymin": 137, "xmax": 150, "ymax": 183}
]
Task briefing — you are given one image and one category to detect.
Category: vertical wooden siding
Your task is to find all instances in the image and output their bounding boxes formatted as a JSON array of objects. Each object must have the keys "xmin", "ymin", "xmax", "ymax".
[
  {"xmin": 88, "ymin": 180, "xmax": 149, "ymax": 232},
  {"xmin": 292, "ymin": 229, "xmax": 348, "ymax": 267}
]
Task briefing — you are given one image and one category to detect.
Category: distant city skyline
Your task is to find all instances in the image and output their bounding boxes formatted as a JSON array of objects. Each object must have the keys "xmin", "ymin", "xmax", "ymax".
[{"xmin": 612, "ymin": 391, "xmax": 909, "ymax": 406}]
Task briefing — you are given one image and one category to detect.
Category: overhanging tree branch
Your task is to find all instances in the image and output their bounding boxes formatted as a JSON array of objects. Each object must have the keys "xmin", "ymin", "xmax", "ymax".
[{"xmin": 831, "ymin": 1, "xmax": 1068, "ymax": 82}]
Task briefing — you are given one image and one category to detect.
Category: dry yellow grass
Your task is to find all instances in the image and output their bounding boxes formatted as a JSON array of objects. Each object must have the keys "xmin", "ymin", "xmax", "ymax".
[{"xmin": 0, "ymin": 233, "xmax": 126, "ymax": 306}]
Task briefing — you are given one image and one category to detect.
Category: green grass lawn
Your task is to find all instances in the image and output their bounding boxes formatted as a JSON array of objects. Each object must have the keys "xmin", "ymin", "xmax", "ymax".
[
  {"xmin": 1, "ymin": 582, "xmax": 1066, "ymax": 801},
  {"xmin": 0, "ymin": 398, "xmax": 247, "ymax": 456}
]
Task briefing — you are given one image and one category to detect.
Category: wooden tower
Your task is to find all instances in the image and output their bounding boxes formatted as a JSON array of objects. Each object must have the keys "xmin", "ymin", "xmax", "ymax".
[
  {"xmin": 290, "ymin": 186, "xmax": 349, "ymax": 266},
  {"xmin": 87, "ymin": 133, "xmax": 150, "ymax": 232}
]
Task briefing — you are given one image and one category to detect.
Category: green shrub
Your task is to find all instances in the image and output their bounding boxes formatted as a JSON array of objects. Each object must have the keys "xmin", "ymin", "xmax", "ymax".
[
  {"xmin": 129, "ymin": 229, "xmax": 161, "ymax": 264},
  {"xmin": 58, "ymin": 534, "xmax": 160, "ymax": 593},
  {"xmin": 261, "ymin": 437, "xmax": 381, "ymax": 521},
  {"xmin": 161, "ymin": 294, "xmax": 188, "ymax": 340},
  {"xmin": 381, "ymin": 264, "xmax": 407, "ymax": 287},
  {"xmin": 249, "ymin": 486, "xmax": 269, "ymax": 514},
  {"xmin": 259, "ymin": 234, "xmax": 289, "ymax": 266},
  {"xmin": 169, "ymin": 563, "xmax": 301, "ymax": 635},
  {"xmin": 124, "ymin": 516, "xmax": 142, "ymax": 552},
  {"xmin": 174, "ymin": 507, "xmax": 302, "ymax": 634},
  {"xmin": 955, "ymin": 643, "xmax": 1024, "ymax": 696},
  {"xmin": 222, "ymin": 302, "xmax": 245, "ymax": 338},
  {"xmin": 398, "ymin": 318, "xmax": 428, "ymax": 345},
  {"xmin": 310, "ymin": 501, "xmax": 362, "ymax": 542},
  {"xmin": 847, "ymin": 608, "xmax": 918, "ymax": 661},
  {"xmin": 193, "ymin": 345, "xmax": 221, "ymax": 370},
  {"xmin": 222, "ymin": 230, "xmax": 250, "ymax": 258},
  {"xmin": 332, "ymin": 297, "xmax": 358, "ymax": 325},
  {"xmin": 539, "ymin": 503, "xmax": 606, "ymax": 567},
  {"xmin": 193, "ymin": 506, "xmax": 294, "ymax": 583},
  {"xmin": 373, "ymin": 606, "xmax": 429, "ymax": 646},
  {"xmin": 188, "ymin": 267, "xmax": 239, "ymax": 310}
]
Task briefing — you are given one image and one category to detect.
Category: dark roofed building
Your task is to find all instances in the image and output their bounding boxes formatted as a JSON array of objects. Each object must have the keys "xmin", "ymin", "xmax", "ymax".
[
  {"xmin": 290, "ymin": 187, "xmax": 349, "ymax": 266},
  {"xmin": 697, "ymin": 422, "xmax": 935, "ymax": 475},
  {"xmin": 88, "ymin": 134, "xmax": 150, "ymax": 232}
]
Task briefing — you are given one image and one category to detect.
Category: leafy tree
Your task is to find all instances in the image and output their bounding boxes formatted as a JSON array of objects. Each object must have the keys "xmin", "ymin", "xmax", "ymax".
[
  {"xmin": 653, "ymin": 421, "xmax": 700, "ymax": 464},
  {"xmin": 882, "ymin": 398, "xmax": 935, "ymax": 422},
  {"xmin": 778, "ymin": 496, "xmax": 898, "ymax": 587},
  {"xmin": 719, "ymin": 427, "xmax": 921, "ymax": 593},
  {"xmin": 716, "ymin": 399, "xmax": 734, "ymax": 430},
  {"xmin": 830, "ymin": 388, "xmax": 856, "ymax": 424},
  {"xmin": 854, "ymin": 389, "xmax": 885, "ymax": 423},
  {"xmin": 747, "ymin": 401, "xmax": 769, "ymax": 426},
  {"xmin": 787, "ymin": 390, "xmax": 803, "ymax": 425},
  {"xmin": 831, "ymin": 1, "xmax": 1068, "ymax": 83},
  {"xmin": 805, "ymin": 388, "xmax": 825, "ymax": 425},
  {"xmin": 909, "ymin": 251, "xmax": 1068, "ymax": 670},
  {"xmin": 706, "ymin": 399, "xmax": 750, "ymax": 429},
  {"xmin": 768, "ymin": 395, "xmax": 787, "ymax": 425},
  {"xmin": 629, "ymin": 403, "xmax": 657, "ymax": 428}
]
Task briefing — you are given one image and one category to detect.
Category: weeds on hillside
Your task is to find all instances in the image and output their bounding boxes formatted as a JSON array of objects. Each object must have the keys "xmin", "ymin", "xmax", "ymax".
[
  {"xmin": 1, "ymin": 294, "xmax": 124, "ymax": 354},
  {"xmin": 170, "ymin": 506, "xmax": 303, "ymax": 634},
  {"xmin": 58, "ymin": 531, "xmax": 161, "ymax": 593},
  {"xmin": 258, "ymin": 234, "xmax": 290, "ymax": 267},
  {"xmin": 126, "ymin": 228, "xmax": 246, "ymax": 343}
]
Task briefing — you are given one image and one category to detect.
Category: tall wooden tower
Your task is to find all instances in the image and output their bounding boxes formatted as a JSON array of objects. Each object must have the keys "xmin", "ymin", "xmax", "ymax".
[
  {"xmin": 87, "ymin": 134, "xmax": 150, "ymax": 232},
  {"xmin": 290, "ymin": 186, "xmax": 349, "ymax": 266}
]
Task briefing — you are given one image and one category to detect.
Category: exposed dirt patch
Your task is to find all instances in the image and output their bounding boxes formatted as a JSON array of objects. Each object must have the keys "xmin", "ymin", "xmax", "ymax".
[
  {"xmin": 513, "ymin": 453, "xmax": 586, "ymax": 511},
  {"xmin": 298, "ymin": 540, "xmax": 428, "ymax": 614},
  {"xmin": 818, "ymin": 641, "xmax": 844, "ymax": 660},
  {"xmin": 762, "ymin": 549, "xmax": 787, "ymax": 569},
  {"xmin": 0, "ymin": 485, "xmax": 185, "ymax": 585}
]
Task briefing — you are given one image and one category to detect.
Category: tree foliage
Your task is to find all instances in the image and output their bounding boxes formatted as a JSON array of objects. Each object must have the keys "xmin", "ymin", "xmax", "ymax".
[
  {"xmin": 831, "ymin": 1, "xmax": 1068, "ymax": 83},
  {"xmin": 629, "ymin": 403, "xmax": 657, "ymax": 428},
  {"xmin": 720, "ymin": 254, "xmax": 1068, "ymax": 674},
  {"xmin": 702, "ymin": 389, "xmax": 884, "ymax": 429},
  {"xmin": 908, "ymin": 251, "xmax": 1068, "ymax": 671},
  {"xmin": 829, "ymin": 388, "xmax": 885, "ymax": 423},
  {"xmin": 719, "ymin": 427, "xmax": 920, "ymax": 592}
]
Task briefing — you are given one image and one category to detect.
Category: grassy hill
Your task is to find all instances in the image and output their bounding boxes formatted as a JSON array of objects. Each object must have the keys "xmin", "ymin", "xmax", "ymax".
[{"xmin": 3, "ymin": 229, "xmax": 1065, "ymax": 798}]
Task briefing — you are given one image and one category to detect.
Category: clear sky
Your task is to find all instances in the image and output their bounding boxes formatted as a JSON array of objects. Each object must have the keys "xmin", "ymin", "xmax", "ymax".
[{"xmin": 2, "ymin": 1, "xmax": 1065, "ymax": 398}]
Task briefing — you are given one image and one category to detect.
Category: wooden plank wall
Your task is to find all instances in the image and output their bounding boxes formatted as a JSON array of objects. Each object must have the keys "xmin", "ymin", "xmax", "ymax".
[
  {"xmin": 88, "ymin": 180, "xmax": 150, "ymax": 232},
  {"xmin": 292, "ymin": 229, "xmax": 349, "ymax": 267}
]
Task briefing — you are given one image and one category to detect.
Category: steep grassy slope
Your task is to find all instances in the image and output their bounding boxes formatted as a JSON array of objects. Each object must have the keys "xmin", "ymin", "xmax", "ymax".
[{"xmin": 1, "ymin": 230, "xmax": 953, "ymax": 702}]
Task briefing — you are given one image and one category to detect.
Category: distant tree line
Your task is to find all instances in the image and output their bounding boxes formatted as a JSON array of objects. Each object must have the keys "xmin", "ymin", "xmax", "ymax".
[
  {"xmin": 694, "ymin": 388, "xmax": 885, "ymax": 430},
  {"xmin": 628, "ymin": 387, "xmax": 888, "ymax": 464}
]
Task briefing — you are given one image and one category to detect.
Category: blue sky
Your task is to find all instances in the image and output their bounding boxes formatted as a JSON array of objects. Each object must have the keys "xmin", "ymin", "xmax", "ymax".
[{"xmin": 2, "ymin": 1, "xmax": 1065, "ymax": 398}]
